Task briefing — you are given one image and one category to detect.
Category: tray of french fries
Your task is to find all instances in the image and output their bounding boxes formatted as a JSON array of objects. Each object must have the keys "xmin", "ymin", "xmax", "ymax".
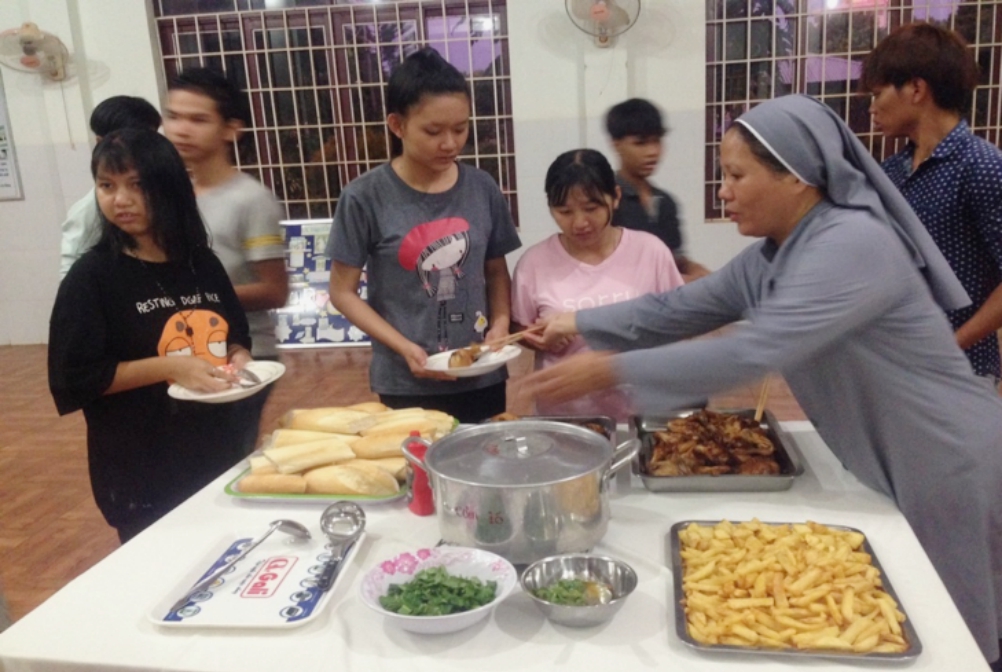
[
  {"xmin": 668, "ymin": 519, "xmax": 922, "ymax": 661},
  {"xmin": 632, "ymin": 409, "xmax": 803, "ymax": 492},
  {"xmin": 224, "ymin": 403, "xmax": 456, "ymax": 503}
]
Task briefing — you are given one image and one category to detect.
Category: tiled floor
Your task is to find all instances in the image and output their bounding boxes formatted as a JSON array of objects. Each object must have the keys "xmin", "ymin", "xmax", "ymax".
[{"xmin": 0, "ymin": 344, "xmax": 805, "ymax": 623}]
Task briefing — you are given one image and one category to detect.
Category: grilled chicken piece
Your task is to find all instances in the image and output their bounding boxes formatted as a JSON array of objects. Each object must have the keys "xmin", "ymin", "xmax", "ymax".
[{"xmin": 737, "ymin": 456, "xmax": 780, "ymax": 475}]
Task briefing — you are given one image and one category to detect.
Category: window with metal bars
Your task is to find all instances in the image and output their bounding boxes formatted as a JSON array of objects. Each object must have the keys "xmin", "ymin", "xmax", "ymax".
[
  {"xmin": 152, "ymin": 0, "xmax": 517, "ymax": 225},
  {"xmin": 705, "ymin": 0, "xmax": 1002, "ymax": 219}
]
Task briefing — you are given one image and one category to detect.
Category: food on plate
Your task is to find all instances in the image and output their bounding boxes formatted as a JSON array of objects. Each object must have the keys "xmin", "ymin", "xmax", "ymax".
[
  {"xmin": 346, "ymin": 401, "xmax": 390, "ymax": 413},
  {"xmin": 304, "ymin": 463, "xmax": 400, "ymax": 496},
  {"xmin": 489, "ymin": 411, "xmax": 521, "ymax": 422},
  {"xmin": 448, "ymin": 343, "xmax": 484, "ymax": 368},
  {"xmin": 345, "ymin": 457, "xmax": 408, "ymax": 482},
  {"xmin": 263, "ymin": 437, "xmax": 355, "ymax": 474},
  {"xmin": 532, "ymin": 578, "xmax": 613, "ymax": 606},
  {"xmin": 678, "ymin": 519, "xmax": 909, "ymax": 654},
  {"xmin": 234, "ymin": 405, "xmax": 457, "ymax": 496},
  {"xmin": 379, "ymin": 567, "xmax": 497, "ymax": 615},
  {"xmin": 236, "ymin": 473, "xmax": 307, "ymax": 494},
  {"xmin": 280, "ymin": 407, "xmax": 377, "ymax": 434},
  {"xmin": 270, "ymin": 428, "xmax": 361, "ymax": 448},
  {"xmin": 648, "ymin": 410, "xmax": 779, "ymax": 477}
]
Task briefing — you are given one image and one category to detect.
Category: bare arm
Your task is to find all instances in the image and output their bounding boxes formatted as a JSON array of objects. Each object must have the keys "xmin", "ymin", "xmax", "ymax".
[
  {"xmin": 329, "ymin": 261, "xmax": 453, "ymax": 380},
  {"xmin": 233, "ymin": 258, "xmax": 290, "ymax": 312},
  {"xmin": 104, "ymin": 346, "xmax": 251, "ymax": 396},
  {"xmin": 483, "ymin": 256, "xmax": 512, "ymax": 342},
  {"xmin": 956, "ymin": 283, "xmax": 1002, "ymax": 350}
]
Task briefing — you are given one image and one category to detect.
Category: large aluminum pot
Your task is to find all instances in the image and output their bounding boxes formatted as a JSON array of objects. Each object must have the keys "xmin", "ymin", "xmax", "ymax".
[{"xmin": 402, "ymin": 420, "xmax": 639, "ymax": 565}]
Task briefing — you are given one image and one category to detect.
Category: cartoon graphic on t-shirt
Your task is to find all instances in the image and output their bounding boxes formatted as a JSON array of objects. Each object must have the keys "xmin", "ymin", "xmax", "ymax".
[
  {"xmin": 157, "ymin": 309, "xmax": 230, "ymax": 367},
  {"xmin": 474, "ymin": 311, "xmax": 488, "ymax": 336},
  {"xmin": 399, "ymin": 217, "xmax": 472, "ymax": 350}
]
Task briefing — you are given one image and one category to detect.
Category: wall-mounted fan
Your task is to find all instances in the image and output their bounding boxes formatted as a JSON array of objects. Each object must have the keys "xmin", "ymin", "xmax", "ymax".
[
  {"xmin": 0, "ymin": 22, "xmax": 69, "ymax": 81},
  {"xmin": 566, "ymin": 0, "xmax": 641, "ymax": 48}
]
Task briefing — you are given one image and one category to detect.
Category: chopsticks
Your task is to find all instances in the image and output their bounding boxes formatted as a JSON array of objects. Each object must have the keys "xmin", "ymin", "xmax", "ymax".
[
  {"xmin": 753, "ymin": 376, "xmax": 772, "ymax": 423},
  {"xmin": 483, "ymin": 324, "xmax": 545, "ymax": 350}
]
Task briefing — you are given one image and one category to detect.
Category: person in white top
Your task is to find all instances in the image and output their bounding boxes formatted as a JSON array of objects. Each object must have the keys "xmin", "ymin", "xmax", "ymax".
[
  {"xmin": 163, "ymin": 68, "xmax": 289, "ymax": 453},
  {"xmin": 511, "ymin": 149, "xmax": 684, "ymax": 420},
  {"xmin": 60, "ymin": 96, "xmax": 161, "ymax": 279}
]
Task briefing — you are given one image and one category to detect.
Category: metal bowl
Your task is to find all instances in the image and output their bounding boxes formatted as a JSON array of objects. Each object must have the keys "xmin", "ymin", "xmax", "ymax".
[{"xmin": 520, "ymin": 553, "xmax": 637, "ymax": 627}]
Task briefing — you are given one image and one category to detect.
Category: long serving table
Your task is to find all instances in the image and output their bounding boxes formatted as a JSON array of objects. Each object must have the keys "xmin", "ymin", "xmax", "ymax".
[{"xmin": 0, "ymin": 422, "xmax": 990, "ymax": 671}]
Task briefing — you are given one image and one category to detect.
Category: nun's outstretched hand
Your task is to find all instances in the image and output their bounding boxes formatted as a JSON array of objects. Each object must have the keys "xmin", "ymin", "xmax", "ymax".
[{"xmin": 523, "ymin": 350, "xmax": 619, "ymax": 406}]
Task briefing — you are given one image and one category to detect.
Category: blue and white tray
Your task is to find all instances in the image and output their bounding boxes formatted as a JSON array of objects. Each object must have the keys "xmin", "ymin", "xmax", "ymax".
[{"xmin": 149, "ymin": 528, "xmax": 363, "ymax": 628}]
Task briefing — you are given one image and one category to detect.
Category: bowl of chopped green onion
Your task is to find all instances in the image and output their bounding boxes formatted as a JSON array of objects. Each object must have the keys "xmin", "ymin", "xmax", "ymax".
[
  {"xmin": 359, "ymin": 546, "xmax": 517, "ymax": 634},
  {"xmin": 521, "ymin": 553, "xmax": 637, "ymax": 627}
]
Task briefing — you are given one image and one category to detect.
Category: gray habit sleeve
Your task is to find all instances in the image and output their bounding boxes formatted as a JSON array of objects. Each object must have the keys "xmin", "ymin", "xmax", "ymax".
[{"xmin": 576, "ymin": 218, "xmax": 912, "ymax": 411}]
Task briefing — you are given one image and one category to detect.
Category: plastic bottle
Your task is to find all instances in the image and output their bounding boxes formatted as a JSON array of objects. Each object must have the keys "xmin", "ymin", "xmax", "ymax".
[{"xmin": 406, "ymin": 431, "xmax": 435, "ymax": 516}]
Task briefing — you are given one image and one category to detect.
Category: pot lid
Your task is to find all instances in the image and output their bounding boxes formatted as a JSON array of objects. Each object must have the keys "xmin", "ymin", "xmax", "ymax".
[{"xmin": 425, "ymin": 420, "xmax": 612, "ymax": 486}]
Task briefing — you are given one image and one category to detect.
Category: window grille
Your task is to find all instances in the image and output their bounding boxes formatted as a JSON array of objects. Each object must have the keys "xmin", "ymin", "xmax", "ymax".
[
  {"xmin": 705, "ymin": 0, "xmax": 1002, "ymax": 219},
  {"xmin": 152, "ymin": 0, "xmax": 517, "ymax": 225}
]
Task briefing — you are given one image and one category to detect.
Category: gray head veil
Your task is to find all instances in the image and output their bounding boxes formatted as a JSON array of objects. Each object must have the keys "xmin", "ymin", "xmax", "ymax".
[{"xmin": 734, "ymin": 94, "xmax": 969, "ymax": 311}]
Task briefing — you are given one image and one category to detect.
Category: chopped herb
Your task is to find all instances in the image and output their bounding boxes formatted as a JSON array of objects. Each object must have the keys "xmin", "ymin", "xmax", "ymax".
[
  {"xmin": 532, "ymin": 578, "xmax": 611, "ymax": 606},
  {"xmin": 379, "ymin": 567, "xmax": 498, "ymax": 616}
]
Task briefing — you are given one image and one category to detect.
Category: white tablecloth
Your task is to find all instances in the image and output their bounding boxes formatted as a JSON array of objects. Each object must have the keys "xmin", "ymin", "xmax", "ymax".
[{"xmin": 0, "ymin": 422, "xmax": 990, "ymax": 671}]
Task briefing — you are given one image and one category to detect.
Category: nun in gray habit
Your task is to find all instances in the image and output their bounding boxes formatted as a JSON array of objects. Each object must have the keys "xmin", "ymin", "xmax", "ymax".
[{"xmin": 528, "ymin": 94, "xmax": 1002, "ymax": 661}]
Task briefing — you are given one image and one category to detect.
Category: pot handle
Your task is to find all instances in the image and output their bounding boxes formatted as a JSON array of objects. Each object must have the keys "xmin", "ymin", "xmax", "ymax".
[
  {"xmin": 603, "ymin": 437, "xmax": 640, "ymax": 487},
  {"xmin": 400, "ymin": 436, "xmax": 431, "ymax": 470}
]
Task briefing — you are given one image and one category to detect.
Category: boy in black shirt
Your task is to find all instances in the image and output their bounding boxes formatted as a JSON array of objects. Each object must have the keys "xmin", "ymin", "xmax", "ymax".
[{"xmin": 605, "ymin": 98, "xmax": 709, "ymax": 281}]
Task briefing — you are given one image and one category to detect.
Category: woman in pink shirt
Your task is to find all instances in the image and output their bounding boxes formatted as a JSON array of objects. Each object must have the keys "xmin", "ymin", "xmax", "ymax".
[{"xmin": 512, "ymin": 149, "xmax": 684, "ymax": 420}]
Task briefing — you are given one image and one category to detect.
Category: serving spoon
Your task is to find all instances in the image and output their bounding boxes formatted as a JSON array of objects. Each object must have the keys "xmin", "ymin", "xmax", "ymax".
[
  {"xmin": 171, "ymin": 519, "xmax": 311, "ymax": 612},
  {"xmin": 316, "ymin": 502, "xmax": 366, "ymax": 591}
]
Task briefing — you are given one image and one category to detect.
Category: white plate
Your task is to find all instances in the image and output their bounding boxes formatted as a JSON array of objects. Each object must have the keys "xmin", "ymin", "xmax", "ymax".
[
  {"xmin": 424, "ymin": 345, "xmax": 522, "ymax": 378},
  {"xmin": 359, "ymin": 546, "xmax": 517, "ymax": 634},
  {"xmin": 149, "ymin": 527, "xmax": 364, "ymax": 629},
  {"xmin": 168, "ymin": 360, "xmax": 286, "ymax": 404}
]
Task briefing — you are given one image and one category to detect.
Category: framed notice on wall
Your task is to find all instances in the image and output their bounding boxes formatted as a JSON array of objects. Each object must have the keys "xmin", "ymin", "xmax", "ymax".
[{"xmin": 0, "ymin": 70, "xmax": 24, "ymax": 201}]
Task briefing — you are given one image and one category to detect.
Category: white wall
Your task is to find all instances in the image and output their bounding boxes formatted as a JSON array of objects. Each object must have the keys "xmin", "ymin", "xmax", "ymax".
[
  {"xmin": 0, "ymin": 0, "xmax": 159, "ymax": 345},
  {"xmin": 0, "ymin": 0, "xmax": 751, "ymax": 345}
]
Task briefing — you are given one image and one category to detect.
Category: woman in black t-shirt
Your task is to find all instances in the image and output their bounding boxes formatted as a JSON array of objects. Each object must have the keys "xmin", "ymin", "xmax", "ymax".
[{"xmin": 49, "ymin": 129, "xmax": 253, "ymax": 543}]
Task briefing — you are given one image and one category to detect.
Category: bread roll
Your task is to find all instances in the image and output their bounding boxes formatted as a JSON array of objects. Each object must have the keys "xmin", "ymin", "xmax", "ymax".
[
  {"xmin": 346, "ymin": 401, "xmax": 390, "ymax": 413},
  {"xmin": 282, "ymin": 408, "xmax": 375, "ymax": 434},
  {"xmin": 304, "ymin": 464, "xmax": 400, "ymax": 496},
  {"xmin": 271, "ymin": 428, "xmax": 361, "ymax": 448},
  {"xmin": 264, "ymin": 437, "xmax": 355, "ymax": 474},
  {"xmin": 360, "ymin": 417, "xmax": 438, "ymax": 437},
  {"xmin": 346, "ymin": 457, "xmax": 409, "ymax": 482},
  {"xmin": 237, "ymin": 473, "xmax": 307, "ymax": 494},
  {"xmin": 350, "ymin": 432, "xmax": 413, "ymax": 459},
  {"xmin": 248, "ymin": 454, "xmax": 278, "ymax": 475}
]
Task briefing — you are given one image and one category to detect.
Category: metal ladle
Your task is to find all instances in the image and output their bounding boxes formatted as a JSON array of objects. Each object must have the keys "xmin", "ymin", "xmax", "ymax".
[
  {"xmin": 171, "ymin": 519, "xmax": 311, "ymax": 612},
  {"xmin": 316, "ymin": 502, "xmax": 366, "ymax": 591}
]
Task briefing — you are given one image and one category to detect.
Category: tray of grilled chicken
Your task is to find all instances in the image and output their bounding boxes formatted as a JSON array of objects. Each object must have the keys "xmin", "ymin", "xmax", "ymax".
[{"xmin": 631, "ymin": 409, "xmax": 803, "ymax": 492}]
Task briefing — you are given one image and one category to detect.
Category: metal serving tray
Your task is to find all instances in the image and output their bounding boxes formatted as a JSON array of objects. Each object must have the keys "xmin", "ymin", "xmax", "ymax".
[
  {"xmin": 667, "ymin": 520, "xmax": 923, "ymax": 662},
  {"xmin": 531, "ymin": 415, "xmax": 617, "ymax": 444},
  {"xmin": 631, "ymin": 409, "xmax": 802, "ymax": 492}
]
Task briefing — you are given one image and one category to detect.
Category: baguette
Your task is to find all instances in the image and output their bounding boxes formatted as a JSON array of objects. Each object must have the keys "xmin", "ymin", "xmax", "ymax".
[
  {"xmin": 360, "ymin": 417, "xmax": 439, "ymax": 437},
  {"xmin": 304, "ymin": 464, "xmax": 400, "ymax": 496},
  {"xmin": 271, "ymin": 428, "xmax": 361, "ymax": 448},
  {"xmin": 248, "ymin": 454, "xmax": 277, "ymax": 475},
  {"xmin": 237, "ymin": 473, "xmax": 307, "ymax": 494},
  {"xmin": 346, "ymin": 457, "xmax": 409, "ymax": 482},
  {"xmin": 264, "ymin": 437, "xmax": 355, "ymax": 474},
  {"xmin": 350, "ymin": 432, "xmax": 414, "ymax": 459},
  {"xmin": 282, "ymin": 408, "xmax": 375, "ymax": 434},
  {"xmin": 346, "ymin": 401, "xmax": 390, "ymax": 413}
]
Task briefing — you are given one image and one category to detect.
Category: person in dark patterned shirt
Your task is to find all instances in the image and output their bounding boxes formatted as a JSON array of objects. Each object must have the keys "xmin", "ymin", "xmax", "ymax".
[{"xmin": 863, "ymin": 23, "xmax": 1002, "ymax": 384}]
